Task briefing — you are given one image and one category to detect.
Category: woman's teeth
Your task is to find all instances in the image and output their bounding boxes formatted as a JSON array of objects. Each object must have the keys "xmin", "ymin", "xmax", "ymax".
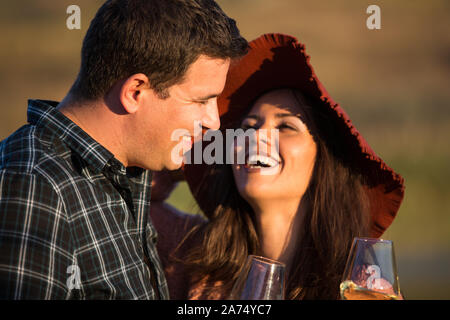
[{"xmin": 246, "ymin": 154, "xmax": 280, "ymax": 168}]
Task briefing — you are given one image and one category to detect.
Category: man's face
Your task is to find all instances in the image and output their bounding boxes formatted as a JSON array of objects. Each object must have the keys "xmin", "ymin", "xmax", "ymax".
[{"xmin": 129, "ymin": 55, "xmax": 230, "ymax": 171}]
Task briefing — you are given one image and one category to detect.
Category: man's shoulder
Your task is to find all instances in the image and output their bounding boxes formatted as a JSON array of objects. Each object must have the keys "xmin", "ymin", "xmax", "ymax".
[
  {"xmin": 1, "ymin": 124, "xmax": 52, "ymax": 171},
  {"xmin": 0, "ymin": 127, "xmax": 69, "ymax": 224},
  {"xmin": 0, "ymin": 124, "xmax": 73, "ymax": 187}
]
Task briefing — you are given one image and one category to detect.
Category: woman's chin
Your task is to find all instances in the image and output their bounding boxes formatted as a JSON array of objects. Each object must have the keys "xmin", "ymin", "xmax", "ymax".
[{"xmin": 237, "ymin": 183, "xmax": 278, "ymax": 201}]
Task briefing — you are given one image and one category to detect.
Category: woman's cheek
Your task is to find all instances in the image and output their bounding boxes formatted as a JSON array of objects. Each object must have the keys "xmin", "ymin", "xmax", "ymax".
[{"xmin": 282, "ymin": 139, "xmax": 316, "ymax": 192}]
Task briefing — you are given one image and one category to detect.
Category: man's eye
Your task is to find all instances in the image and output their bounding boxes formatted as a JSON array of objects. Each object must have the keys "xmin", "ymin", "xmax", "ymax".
[{"xmin": 197, "ymin": 100, "xmax": 208, "ymax": 105}]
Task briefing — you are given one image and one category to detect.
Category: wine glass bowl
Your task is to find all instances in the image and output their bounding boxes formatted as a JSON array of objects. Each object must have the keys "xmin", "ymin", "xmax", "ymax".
[
  {"xmin": 229, "ymin": 255, "xmax": 286, "ymax": 300},
  {"xmin": 340, "ymin": 237, "xmax": 401, "ymax": 300}
]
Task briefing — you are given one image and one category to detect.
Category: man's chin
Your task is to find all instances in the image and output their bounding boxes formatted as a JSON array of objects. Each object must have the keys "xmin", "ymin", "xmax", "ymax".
[
  {"xmin": 164, "ymin": 160, "xmax": 184, "ymax": 172},
  {"xmin": 135, "ymin": 156, "xmax": 184, "ymax": 172}
]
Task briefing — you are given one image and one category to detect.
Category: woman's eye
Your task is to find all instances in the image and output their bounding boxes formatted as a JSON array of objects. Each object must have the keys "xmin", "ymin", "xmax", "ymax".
[
  {"xmin": 278, "ymin": 123, "xmax": 296, "ymax": 131},
  {"xmin": 198, "ymin": 100, "xmax": 208, "ymax": 105},
  {"xmin": 241, "ymin": 123, "xmax": 256, "ymax": 130}
]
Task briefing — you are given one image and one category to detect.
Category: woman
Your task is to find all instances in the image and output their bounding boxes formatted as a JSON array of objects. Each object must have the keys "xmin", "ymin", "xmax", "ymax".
[{"xmin": 150, "ymin": 34, "xmax": 405, "ymax": 299}]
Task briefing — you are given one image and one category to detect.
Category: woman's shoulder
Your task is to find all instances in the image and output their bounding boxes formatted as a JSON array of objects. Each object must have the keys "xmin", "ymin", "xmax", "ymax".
[
  {"xmin": 150, "ymin": 202, "xmax": 206, "ymax": 249},
  {"xmin": 150, "ymin": 202, "xmax": 208, "ymax": 299}
]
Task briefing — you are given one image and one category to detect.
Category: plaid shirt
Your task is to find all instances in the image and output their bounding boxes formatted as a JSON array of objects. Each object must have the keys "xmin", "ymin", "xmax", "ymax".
[{"xmin": 0, "ymin": 100, "xmax": 169, "ymax": 299}]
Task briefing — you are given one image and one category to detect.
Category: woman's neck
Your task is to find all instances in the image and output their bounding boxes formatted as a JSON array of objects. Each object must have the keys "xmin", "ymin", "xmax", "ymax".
[{"xmin": 251, "ymin": 198, "xmax": 306, "ymax": 273}]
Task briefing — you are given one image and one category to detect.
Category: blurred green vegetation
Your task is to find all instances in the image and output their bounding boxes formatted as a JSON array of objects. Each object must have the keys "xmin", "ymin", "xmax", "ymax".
[{"xmin": 0, "ymin": 0, "xmax": 449, "ymax": 299}]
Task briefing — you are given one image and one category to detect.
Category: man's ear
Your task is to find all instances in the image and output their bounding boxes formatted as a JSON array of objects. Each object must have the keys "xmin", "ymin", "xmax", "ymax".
[{"xmin": 119, "ymin": 73, "xmax": 150, "ymax": 114}]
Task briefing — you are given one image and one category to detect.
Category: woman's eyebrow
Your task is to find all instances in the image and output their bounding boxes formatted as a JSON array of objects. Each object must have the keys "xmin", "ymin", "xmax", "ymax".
[
  {"xmin": 242, "ymin": 114, "xmax": 259, "ymax": 121},
  {"xmin": 243, "ymin": 113, "xmax": 303, "ymax": 121},
  {"xmin": 274, "ymin": 113, "xmax": 303, "ymax": 119}
]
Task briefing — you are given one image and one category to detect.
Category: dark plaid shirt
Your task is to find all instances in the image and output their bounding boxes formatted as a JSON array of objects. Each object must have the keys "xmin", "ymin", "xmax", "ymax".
[{"xmin": 0, "ymin": 100, "xmax": 169, "ymax": 299}]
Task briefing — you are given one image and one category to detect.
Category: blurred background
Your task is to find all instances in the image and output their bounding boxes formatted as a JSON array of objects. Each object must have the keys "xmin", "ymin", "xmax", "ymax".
[{"xmin": 0, "ymin": 0, "xmax": 449, "ymax": 299}]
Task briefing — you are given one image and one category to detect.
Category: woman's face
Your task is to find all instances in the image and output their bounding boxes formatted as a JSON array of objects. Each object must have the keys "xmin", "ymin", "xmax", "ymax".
[{"xmin": 232, "ymin": 89, "xmax": 317, "ymax": 205}]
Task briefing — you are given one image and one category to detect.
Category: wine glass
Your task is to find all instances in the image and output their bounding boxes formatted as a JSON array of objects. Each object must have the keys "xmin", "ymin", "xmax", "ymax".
[
  {"xmin": 340, "ymin": 237, "xmax": 401, "ymax": 300},
  {"xmin": 229, "ymin": 255, "xmax": 286, "ymax": 300}
]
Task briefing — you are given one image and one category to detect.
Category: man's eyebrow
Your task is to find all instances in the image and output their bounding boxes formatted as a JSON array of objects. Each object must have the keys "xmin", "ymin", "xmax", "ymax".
[{"xmin": 194, "ymin": 93, "xmax": 220, "ymax": 101}]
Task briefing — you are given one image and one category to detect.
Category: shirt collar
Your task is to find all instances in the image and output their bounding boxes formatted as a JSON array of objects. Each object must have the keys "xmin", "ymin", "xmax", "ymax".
[{"xmin": 27, "ymin": 99, "xmax": 125, "ymax": 174}]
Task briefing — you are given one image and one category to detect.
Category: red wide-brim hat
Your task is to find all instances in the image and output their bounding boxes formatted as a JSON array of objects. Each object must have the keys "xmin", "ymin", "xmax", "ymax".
[{"xmin": 183, "ymin": 33, "xmax": 405, "ymax": 237}]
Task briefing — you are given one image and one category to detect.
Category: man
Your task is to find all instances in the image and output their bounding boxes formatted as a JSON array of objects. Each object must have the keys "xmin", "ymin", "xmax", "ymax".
[{"xmin": 0, "ymin": 0, "xmax": 247, "ymax": 299}]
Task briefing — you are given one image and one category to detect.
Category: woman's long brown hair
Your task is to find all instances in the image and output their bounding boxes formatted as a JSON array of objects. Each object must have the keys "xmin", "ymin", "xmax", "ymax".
[{"xmin": 178, "ymin": 89, "xmax": 371, "ymax": 299}]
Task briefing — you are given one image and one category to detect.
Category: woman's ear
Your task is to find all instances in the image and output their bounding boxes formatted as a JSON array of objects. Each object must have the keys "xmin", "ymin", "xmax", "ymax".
[{"xmin": 119, "ymin": 73, "xmax": 150, "ymax": 114}]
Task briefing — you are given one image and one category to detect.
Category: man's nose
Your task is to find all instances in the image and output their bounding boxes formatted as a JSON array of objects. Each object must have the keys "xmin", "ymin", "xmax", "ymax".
[{"xmin": 201, "ymin": 99, "xmax": 221, "ymax": 131}]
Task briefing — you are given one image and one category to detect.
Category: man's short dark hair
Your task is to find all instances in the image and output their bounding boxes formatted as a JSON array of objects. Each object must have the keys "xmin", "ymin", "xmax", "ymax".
[{"xmin": 70, "ymin": 0, "xmax": 248, "ymax": 100}]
